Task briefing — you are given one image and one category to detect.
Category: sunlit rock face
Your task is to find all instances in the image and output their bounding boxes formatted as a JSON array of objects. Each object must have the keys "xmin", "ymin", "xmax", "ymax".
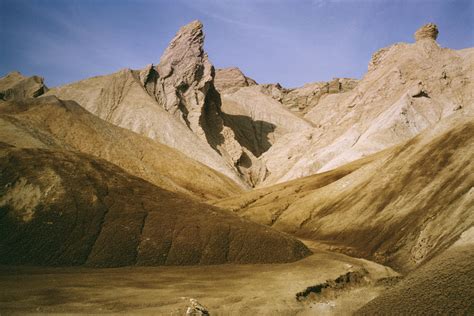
[
  {"xmin": 0, "ymin": 71, "xmax": 47, "ymax": 101},
  {"xmin": 414, "ymin": 23, "xmax": 439, "ymax": 42}
]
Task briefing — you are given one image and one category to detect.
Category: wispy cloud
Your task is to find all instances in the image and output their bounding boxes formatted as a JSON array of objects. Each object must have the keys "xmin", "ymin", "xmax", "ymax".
[
  {"xmin": 178, "ymin": 0, "xmax": 290, "ymax": 35},
  {"xmin": 2, "ymin": 0, "xmax": 471, "ymax": 88},
  {"xmin": 8, "ymin": 1, "xmax": 156, "ymax": 85}
]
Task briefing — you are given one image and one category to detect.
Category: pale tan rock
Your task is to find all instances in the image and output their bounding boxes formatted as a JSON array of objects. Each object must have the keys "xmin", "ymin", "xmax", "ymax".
[
  {"xmin": 220, "ymin": 85, "xmax": 313, "ymax": 157},
  {"xmin": 260, "ymin": 83, "xmax": 285, "ymax": 101},
  {"xmin": 152, "ymin": 20, "xmax": 213, "ymax": 136},
  {"xmin": 32, "ymin": 23, "xmax": 474, "ymax": 192},
  {"xmin": 214, "ymin": 67, "xmax": 257, "ymax": 93},
  {"xmin": 259, "ymin": 25, "xmax": 474, "ymax": 186},
  {"xmin": 139, "ymin": 64, "xmax": 154, "ymax": 86},
  {"xmin": 42, "ymin": 22, "xmax": 277, "ymax": 188},
  {"xmin": 277, "ymin": 78, "xmax": 358, "ymax": 114},
  {"xmin": 44, "ymin": 21, "xmax": 261, "ymax": 187},
  {"xmin": 217, "ymin": 83, "xmax": 314, "ymax": 186},
  {"xmin": 186, "ymin": 299, "xmax": 209, "ymax": 315},
  {"xmin": 414, "ymin": 23, "xmax": 439, "ymax": 42},
  {"xmin": 247, "ymin": 78, "xmax": 358, "ymax": 116},
  {"xmin": 44, "ymin": 68, "xmax": 246, "ymax": 187},
  {"xmin": 148, "ymin": 22, "xmax": 249, "ymax": 177},
  {"xmin": 0, "ymin": 71, "xmax": 47, "ymax": 101}
]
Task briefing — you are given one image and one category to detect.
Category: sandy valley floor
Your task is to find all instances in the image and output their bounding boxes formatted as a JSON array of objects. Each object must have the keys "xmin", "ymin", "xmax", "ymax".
[{"xmin": 0, "ymin": 246, "xmax": 398, "ymax": 315}]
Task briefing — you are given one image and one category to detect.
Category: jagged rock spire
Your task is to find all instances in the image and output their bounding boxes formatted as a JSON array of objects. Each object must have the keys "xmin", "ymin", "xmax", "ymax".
[
  {"xmin": 142, "ymin": 20, "xmax": 214, "ymax": 135},
  {"xmin": 140, "ymin": 20, "xmax": 245, "ymax": 171},
  {"xmin": 158, "ymin": 20, "xmax": 206, "ymax": 77}
]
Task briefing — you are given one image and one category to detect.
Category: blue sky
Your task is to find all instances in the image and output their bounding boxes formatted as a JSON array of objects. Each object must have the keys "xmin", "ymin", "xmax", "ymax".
[{"xmin": 1, "ymin": 0, "xmax": 473, "ymax": 88}]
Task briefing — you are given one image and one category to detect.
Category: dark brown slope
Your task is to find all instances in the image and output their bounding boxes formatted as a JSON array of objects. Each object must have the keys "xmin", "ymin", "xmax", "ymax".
[
  {"xmin": 0, "ymin": 144, "xmax": 310, "ymax": 267},
  {"xmin": 0, "ymin": 96, "xmax": 243, "ymax": 200},
  {"xmin": 213, "ymin": 116, "xmax": 474, "ymax": 272},
  {"xmin": 356, "ymin": 241, "xmax": 474, "ymax": 315}
]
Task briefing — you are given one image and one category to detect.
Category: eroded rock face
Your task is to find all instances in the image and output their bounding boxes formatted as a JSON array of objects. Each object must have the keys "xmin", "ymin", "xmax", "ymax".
[
  {"xmin": 139, "ymin": 21, "xmax": 251, "ymax": 182},
  {"xmin": 414, "ymin": 23, "xmax": 439, "ymax": 42},
  {"xmin": 36, "ymin": 22, "xmax": 473, "ymax": 191},
  {"xmin": 42, "ymin": 20, "xmax": 321, "ymax": 188},
  {"xmin": 237, "ymin": 78, "xmax": 359, "ymax": 116},
  {"xmin": 0, "ymin": 72, "xmax": 48, "ymax": 101},
  {"xmin": 215, "ymin": 67, "xmax": 257, "ymax": 93},
  {"xmin": 277, "ymin": 78, "xmax": 358, "ymax": 114},
  {"xmin": 259, "ymin": 24, "xmax": 473, "ymax": 186},
  {"xmin": 44, "ymin": 21, "xmax": 252, "ymax": 187},
  {"xmin": 143, "ymin": 20, "xmax": 214, "ymax": 136},
  {"xmin": 44, "ymin": 67, "xmax": 247, "ymax": 187}
]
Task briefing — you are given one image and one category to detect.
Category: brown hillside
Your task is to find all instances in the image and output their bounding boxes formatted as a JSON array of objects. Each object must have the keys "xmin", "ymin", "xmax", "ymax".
[
  {"xmin": 0, "ymin": 96, "xmax": 243, "ymax": 200},
  {"xmin": 0, "ymin": 143, "xmax": 310, "ymax": 267},
  {"xmin": 356, "ymin": 228, "xmax": 474, "ymax": 315},
  {"xmin": 213, "ymin": 116, "xmax": 474, "ymax": 271}
]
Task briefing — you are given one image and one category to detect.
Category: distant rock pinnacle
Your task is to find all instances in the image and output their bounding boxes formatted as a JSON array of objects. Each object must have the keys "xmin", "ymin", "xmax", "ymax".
[
  {"xmin": 149, "ymin": 19, "xmax": 214, "ymax": 134},
  {"xmin": 142, "ymin": 20, "xmax": 246, "ymax": 172},
  {"xmin": 414, "ymin": 23, "xmax": 439, "ymax": 42},
  {"xmin": 158, "ymin": 20, "xmax": 205, "ymax": 74}
]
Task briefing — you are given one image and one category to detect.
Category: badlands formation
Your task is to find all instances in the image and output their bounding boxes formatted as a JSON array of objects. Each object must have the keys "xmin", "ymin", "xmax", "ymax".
[{"xmin": 0, "ymin": 22, "xmax": 473, "ymax": 314}]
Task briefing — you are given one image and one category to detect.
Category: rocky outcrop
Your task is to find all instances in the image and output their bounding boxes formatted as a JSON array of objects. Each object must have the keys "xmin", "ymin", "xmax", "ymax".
[
  {"xmin": 38, "ymin": 22, "xmax": 474, "ymax": 191},
  {"xmin": 141, "ymin": 21, "xmax": 251, "ymax": 181},
  {"xmin": 236, "ymin": 78, "xmax": 358, "ymax": 116},
  {"xmin": 220, "ymin": 86, "xmax": 313, "ymax": 157},
  {"xmin": 0, "ymin": 71, "xmax": 47, "ymax": 101},
  {"xmin": 259, "ymin": 25, "xmax": 474, "ymax": 185},
  {"xmin": 414, "ymin": 23, "xmax": 439, "ymax": 42},
  {"xmin": 215, "ymin": 67, "xmax": 257, "ymax": 93},
  {"xmin": 186, "ymin": 299, "xmax": 210, "ymax": 316},
  {"xmin": 44, "ymin": 19, "xmax": 259, "ymax": 188},
  {"xmin": 216, "ymin": 81, "xmax": 314, "ymax": 186},
  {"xmin": 44, "ymin": 68, "xmax": 247, "ymax": 187},
  {"xmin": 142, "ymin": 20, "xmax": 213, "ymax": 136},
  {"xmin": 44, "ymin": 21, "xmax": 277, "ymax": 188},
  {"xmin": 278, "ymin": 78, "xmax": 358, "ymax": 114}
]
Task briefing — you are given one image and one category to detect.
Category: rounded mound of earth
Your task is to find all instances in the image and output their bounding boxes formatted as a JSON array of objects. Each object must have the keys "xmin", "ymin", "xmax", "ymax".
[{"xmin": 0, "ymin": 144, "xmax": 311, "ymax": 267}]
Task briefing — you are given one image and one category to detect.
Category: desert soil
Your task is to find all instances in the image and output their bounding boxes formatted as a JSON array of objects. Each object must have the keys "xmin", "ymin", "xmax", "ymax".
[{"xmin": 0, "ymin": 245, "xmax": 398, "ymax": 315}]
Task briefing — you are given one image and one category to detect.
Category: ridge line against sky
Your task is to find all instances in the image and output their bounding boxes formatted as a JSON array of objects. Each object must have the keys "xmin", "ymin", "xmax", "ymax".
[{"xmin": 1, "ymin": 0, "xmax": 473, "ymax": 88}]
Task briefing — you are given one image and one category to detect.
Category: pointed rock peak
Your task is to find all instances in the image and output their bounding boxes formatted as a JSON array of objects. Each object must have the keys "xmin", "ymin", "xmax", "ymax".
[
  {"xmin": 159, "ymin": 20, "xmax": 205, "ymax": 67},
  {"xmin": 414, "ymin": 23, "xmax": 439, "ymax": 42},
  {"xmin": 181, "ymin": 19, "xmax": 203, "ymax": 33},
  {"xmin": 1, "ymin": 71, "xmax": 24, "ymax": 80},
  {"xmin": 169, "ymin": 20, "xmax": 204, "ymax": 46}
]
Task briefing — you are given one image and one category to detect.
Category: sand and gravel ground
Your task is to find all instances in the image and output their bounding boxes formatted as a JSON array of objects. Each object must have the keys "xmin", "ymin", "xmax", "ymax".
[{"xmin": 0, "ymin": 247, "xmax": 398, "ymax": 315}]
